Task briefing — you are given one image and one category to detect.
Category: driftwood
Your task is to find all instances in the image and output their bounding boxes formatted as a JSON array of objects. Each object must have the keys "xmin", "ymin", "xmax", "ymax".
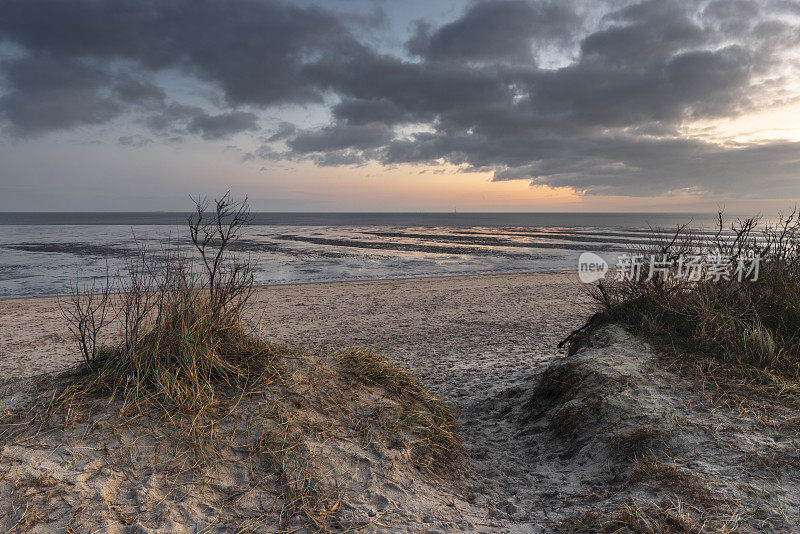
[{"xmin": 557, "ymin": 312, "xmax": 603, "ymax": 355}]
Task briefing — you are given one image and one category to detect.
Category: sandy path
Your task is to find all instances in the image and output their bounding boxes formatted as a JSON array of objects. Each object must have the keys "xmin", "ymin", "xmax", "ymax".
[
  {"xmin": 250, "ymin": 272, "xmax": 589, "ymax": 399},
  {"xmin": 0, "ymin": 271, "xmax": 592, "ymax": 528},
  {"xmin": 250, "ymin": 271, "xmax": 594, "ymax": 526}
]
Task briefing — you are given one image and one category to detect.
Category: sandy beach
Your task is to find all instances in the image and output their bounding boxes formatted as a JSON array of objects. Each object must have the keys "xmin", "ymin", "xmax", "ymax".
[
  {"xmin": 0, "ymin": 272, "xmax": 594, "ymax": 528},
  {"xmin": 2, "ymin": 271, "xmax": 799, "ymax": 532},
  {"xmin": 0, "ymin": 271, "xmax": 589, "ymax": 383},
  {"xmin": 3, "ymin": 0, "xmax": 799, "ymax": 528}
]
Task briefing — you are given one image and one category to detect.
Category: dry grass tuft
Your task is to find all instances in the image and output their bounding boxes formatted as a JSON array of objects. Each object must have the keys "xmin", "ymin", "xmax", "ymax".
[
  {"xmin": 560, "ymin": 496, "xmax": 744, "ymax": 534},
  {"xmin": 569, "ymin": 210, "xmax": 800, "ymax": 401},
  {"xmin": 337, "ymin": 350, "xmax": 462, "ymax": 476},
  {"xmin": 611, "ymin": 427, "xmax": 665, "ymax": 461},
  {"xmin": 59, "ymin": 298, "xmax": 280, "ymax": 448},
  {"xmin": 629, "ymin": 455, "xmax": 721, "ymax": 507}
]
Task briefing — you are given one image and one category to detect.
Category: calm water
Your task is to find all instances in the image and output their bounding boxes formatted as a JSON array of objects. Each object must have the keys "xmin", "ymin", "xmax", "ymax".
[{"xmin": 0, "ymin": 212, "xmax": 729, "ymax": 298}]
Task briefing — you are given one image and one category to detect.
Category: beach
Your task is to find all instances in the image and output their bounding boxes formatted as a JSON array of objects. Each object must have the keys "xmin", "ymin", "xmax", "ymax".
[
  {"xmin": 0, "ymin": 272, "xmax": 595, "ymax": 528},
  {"xmin": 2, "ymin": 271, "xmax": 798, "ymax": 531},
  {"xmin": 1, "ymin": 0, "xmax": 798, "ymax": 527},
  {"xmin": 0, "ymin": 271, "xmax": 589, "ymax": 381}
]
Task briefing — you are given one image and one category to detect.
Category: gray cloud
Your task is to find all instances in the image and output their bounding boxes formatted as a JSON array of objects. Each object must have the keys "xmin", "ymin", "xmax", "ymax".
[
  {"xmin": 113, "ymin": 77, "xmax": 166, "ymax": 105},
  {"xmin": 0, "ymin": 55, "xmax": 122, "ymax": 135},
  {"xmin": 0, "ymin": 0, "xmax": 799, "ymax": 196},
  {"xmin": 118, "ymin": 134, "xmax": 153, "ymax": 147},
  {"xmin": 494, "ymin": 137, "xmax": 800, "ymax": 197},
  {"xmin": 187, "ymin": 111, "xmax": 259, "ymax": 140},
  {"xmin": 309, "ymin": 150, "xmax": 370, "ymax": 167},
  {"xmin": 143, "ymin": 103, "xmax": 204, "ymax": 134},
  {"xmin": 267, "ymin": 122, "xmax": 298, "ymax": 142},
  {"xmin": 289, "ymin": 122, "xmax": 395, "ymax": 154},
  {"xmin": 339, "ymin": 5, "xmax": 389, "ymax": 31},
  {"xmin": 406, "ymin": 0, "xmax": 580, "ymax": 62},
  {"xmin": 331, "ymin": 98, "xmax": 417, "ymax": 126}
]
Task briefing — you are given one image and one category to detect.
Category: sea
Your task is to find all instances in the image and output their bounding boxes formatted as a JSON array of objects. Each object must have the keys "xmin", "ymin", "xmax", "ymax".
[{"xmin": 0, "ymin": 212, "xmax": 734, "ymax": 299}]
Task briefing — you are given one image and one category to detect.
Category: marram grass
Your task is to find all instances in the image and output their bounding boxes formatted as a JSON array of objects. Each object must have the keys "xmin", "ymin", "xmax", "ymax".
[
  {"xmin": 337, "ymin": 350, "xmax": 462, "ymax": 475},
  {"xmin": 62, "ymin": 296, "xmax": 276, "ymax": 415},
  {"xmin": 578, "ymin": 211, "xmax": 800, "ymax": 400}
]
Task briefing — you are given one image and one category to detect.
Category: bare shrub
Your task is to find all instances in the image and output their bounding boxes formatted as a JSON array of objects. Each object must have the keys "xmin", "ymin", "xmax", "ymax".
[
  {"xmin": 188, "ymin": 192, "xmax": 255, "ymax": 318},
  {"xmin": 60, "ymin": 192, "xmax": 263, "ymax": 416},
  {"xmin": 61, "ymin": 265, "xmax": 113, "ymax": 370}
]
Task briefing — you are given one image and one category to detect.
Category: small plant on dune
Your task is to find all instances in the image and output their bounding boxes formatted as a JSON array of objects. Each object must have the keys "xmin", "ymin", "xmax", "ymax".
[
  {"xmin": 53, "ymin": 193, "xmax": 463, "ymax": 530},
  {"xmin": 59, "ymin": 194, "xmax": 344, "ymax": 527},
  {"xmin": 579, "ymin": 210, "xmax": 800, "ymax": 395},
  {"xmin": 61, "ymin": 192, "xmax": 268, "ymax": 422}
]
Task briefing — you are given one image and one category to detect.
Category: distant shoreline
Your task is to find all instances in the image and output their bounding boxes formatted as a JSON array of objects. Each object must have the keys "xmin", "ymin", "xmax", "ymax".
[{"xmin": 0, "ymin": 211, "xmax": 718, "ymax": 226}]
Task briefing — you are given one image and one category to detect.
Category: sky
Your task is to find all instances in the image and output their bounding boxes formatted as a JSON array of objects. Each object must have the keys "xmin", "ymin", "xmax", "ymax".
[{"xmin": 0, "ymin": 0, "xmax": 799, "ymax": 212}]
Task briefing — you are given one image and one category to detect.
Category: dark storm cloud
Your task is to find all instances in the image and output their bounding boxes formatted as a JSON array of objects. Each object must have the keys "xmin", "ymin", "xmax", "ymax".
[
  {"xmin": 0, "ymin": 0, "xmax": 363, "ymax": 138},
  {"xmin": 337, "ymin": 0, "xmax": 800, "ymax": 196},
  {"xmin": 113, "ymin": 78, "xmax": 167, "ymax": 105},
  {"xmin": 0, "ymin": 0, "xmax": 362, "ymax": 107},
  {"xmin": 0, "ymin": 54, "xmax": 122, "ymax": 135},
  {"xmin": 0, "ymin": 0, "xmax": 799, "ymax": 196},
  {"xmin": 187, "ymin": 111, "xmax": 259, "ymax": 140},
  {"xmin": 406, "ymin": 0, "xmax": 580, "ymax": 62}
]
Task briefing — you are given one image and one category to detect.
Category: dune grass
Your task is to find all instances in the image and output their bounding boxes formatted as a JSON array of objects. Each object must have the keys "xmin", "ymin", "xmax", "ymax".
[
  {"xmin": 338, "ymin": 350, "xmax": 462, "ymax": 476},
  {"xmin": 58, "ymin": 194, "xmax": 264, "ymax": 437},
  {"xmin": 561, "ymin": 496, "xmax": 744, "ymax": 534},
  {"xmin": 60, "ymin": 295, "xmax": 280, "ymax": 442},
  {"xmin": 574, "ymin": 211, "xmax": 800, "ymax": 400}
]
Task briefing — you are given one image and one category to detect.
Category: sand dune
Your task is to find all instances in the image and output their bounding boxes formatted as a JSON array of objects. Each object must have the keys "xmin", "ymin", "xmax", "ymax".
[{"xmin": 1, "ymin": 272, "xmax": 797, "ymax": 531}]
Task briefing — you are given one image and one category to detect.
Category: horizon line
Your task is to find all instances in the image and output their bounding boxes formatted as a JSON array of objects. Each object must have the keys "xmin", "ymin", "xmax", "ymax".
[{"xmin": 0, "ymin": 210, "xmax": 722, "ymax": 215}]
